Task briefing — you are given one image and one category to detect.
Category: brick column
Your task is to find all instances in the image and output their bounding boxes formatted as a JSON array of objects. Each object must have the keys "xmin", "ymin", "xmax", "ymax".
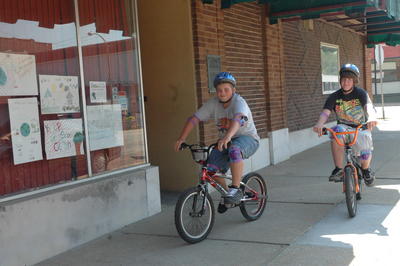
[
  {"xmin": 192, "ymin": 0, "xmax": 225, "ymax": 143},
  {"xmin": 263, "ymin": 12, "xmax": 290, "ymax": 164}
]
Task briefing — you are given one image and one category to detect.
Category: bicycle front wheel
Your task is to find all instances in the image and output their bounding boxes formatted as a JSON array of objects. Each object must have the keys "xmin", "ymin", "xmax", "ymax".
[
  {"xmin": 174, "ymin": 187, "xmax": 215, "ymax": 244},
  {"xmin": 239, "ymin": 172, "xmax": 267, "ymax": 221},
  {"xmin": 344, "ymin": 166, "xmax": 357, "ymax": 217}
]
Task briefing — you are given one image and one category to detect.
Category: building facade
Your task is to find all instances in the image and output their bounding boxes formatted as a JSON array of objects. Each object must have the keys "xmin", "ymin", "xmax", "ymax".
[{"xmin": 2, "ymin": 0, "xmax": 398, "ymax": 265}]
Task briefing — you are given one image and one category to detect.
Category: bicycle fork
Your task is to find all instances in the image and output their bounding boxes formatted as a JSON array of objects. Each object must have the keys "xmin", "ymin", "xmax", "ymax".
[
  {"xmin": 343, "ymin": 149, "xmax": 360, "ymax": 193},
  {"xmin": 191, "ymin": 184, "xmax": 209, "ymax": 217}
]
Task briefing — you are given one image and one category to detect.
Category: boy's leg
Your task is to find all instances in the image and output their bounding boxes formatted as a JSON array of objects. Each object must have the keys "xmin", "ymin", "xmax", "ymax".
[
  {"xmin": 328, "ymin": 125, "xmax": 347, "ymax": 182},
  {"xmin": 207, "ymin": 149, "xmax": 229, "ymax": 190},
  {"xmin": 224, "ymin": 136, "xmax": 259, "ymax": 204},
  {"xmin": 230, "ymin": 160, "xmax": 243, "ymax": 187},
  {"xmin": 360, "ymin": 156, "xmax": 372, "ymax": 169},
  {"xmin": 355, "ymin": 130, "xmax": 375, "ymax": 186},
  {"xmin": 331, "ymin": 140, "xmax": 344, "ymax": 168}
]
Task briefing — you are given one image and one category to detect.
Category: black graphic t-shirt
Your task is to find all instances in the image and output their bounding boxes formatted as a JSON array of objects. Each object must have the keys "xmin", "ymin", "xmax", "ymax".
[{"xmin": 323, "ymin": 87, "xmax": 368, "ymax": 127}]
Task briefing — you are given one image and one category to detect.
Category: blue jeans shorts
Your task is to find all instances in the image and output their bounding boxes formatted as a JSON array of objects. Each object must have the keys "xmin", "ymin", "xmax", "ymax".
[{"xmin": 207, "ymin": 135, "xmax": 259, "ymax": 173}]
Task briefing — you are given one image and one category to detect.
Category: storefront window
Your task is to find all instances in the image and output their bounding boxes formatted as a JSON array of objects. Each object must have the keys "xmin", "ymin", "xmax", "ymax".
[
  {"xmin": 0, "ymin": 0, "xmax": 87, "ymax": 196},
  {"xmin": 78, "ymin": 0, "xmax": 146, "ymax": 174},
  {"xmin": 0, "ymin": 0, "xmax": 146, "ymax": 196}
]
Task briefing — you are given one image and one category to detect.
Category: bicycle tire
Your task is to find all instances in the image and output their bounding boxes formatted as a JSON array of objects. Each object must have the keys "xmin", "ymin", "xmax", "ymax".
[
  {"xmin": 239, "ymin": 172, "xmax": 267, "ymax": 221},
  {"xmin": 344, "ymin": 166, "xmax": 357, "ymax": 217},
  {"xmin": 174, "ymin": 187, "xmax": 215, "ymax": 244}
]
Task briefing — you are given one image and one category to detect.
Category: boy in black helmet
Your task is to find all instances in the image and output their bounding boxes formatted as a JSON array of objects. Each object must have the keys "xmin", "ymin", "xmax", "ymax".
[
  {"xmin": 313, "ymin": 64, "xmax": 378, "ymax": 186},
  {"xmin": 175, "ymin": 72, "xmax": 260, "ymax": 213}
]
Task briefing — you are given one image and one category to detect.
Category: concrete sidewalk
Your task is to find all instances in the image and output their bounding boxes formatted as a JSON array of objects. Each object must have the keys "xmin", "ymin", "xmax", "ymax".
[{"xmin": 37, "ymin": 107, "xmax": 400, "ymax": 266}]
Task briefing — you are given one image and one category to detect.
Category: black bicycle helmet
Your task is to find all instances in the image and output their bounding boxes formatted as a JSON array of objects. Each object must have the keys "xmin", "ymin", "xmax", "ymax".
[{"xmin": 213, "ymin": 72, "xmax": 236, "ymax": 88}]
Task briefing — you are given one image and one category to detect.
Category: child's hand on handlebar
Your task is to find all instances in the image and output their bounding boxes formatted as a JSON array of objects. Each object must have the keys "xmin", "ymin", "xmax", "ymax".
[
  {"xmin": 175, "ymin": 139, "xmax": 185, "ymax": 152},
  {"xmin": 313, "ymin": 124, "xmax": 324, "ymax": 137},
  {"xmin": 367, "ymin": 121, "xmax": 378, "ymax": 130}
]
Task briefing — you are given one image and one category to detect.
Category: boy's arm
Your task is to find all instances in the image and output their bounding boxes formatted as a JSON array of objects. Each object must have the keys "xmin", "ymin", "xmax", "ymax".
[
  {"xmin": 217, "ymin": 114, "xmax": 243, "ymax": 151},
  {"xmin": 364, "ymin": 94, "xmax": 378, "ymax": 130},
  {"xmin": 313, "ymin": 109, "xmax": 331, "ymax": 136},
  {"xmin": 174, "ymin": 116, "xmax": 200, "ymax": 151}
]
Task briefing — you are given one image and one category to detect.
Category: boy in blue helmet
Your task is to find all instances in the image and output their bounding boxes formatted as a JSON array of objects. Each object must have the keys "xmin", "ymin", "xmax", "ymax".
[
  {"xmin": 313, "ymin": 63, "xmax": 378, "ymax": 186},
  {"xmin": 175, "ymin": 72, "xmax": 260, "ymax": 213}
]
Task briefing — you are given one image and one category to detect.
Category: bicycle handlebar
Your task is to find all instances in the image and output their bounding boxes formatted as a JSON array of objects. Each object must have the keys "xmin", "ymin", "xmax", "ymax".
[
  {"xmin": 322, "ymin": 124, "xmax": 368, "ymax": 147},
  {"xmin": 179, "ymin": 142, "xmax": 218, "ymax": 152}
]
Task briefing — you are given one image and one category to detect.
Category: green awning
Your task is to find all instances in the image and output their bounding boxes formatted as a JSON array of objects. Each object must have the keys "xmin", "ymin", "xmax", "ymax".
[
  {"xmin": 365, "ymin": 0, "xmax": 400, "ymax": 46},
  {"xmin": 201, "ymin": 0, "xmax": 400, "ymax": 46}
]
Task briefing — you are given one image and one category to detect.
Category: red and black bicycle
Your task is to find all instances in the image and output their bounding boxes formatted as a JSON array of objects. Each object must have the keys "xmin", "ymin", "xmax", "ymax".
[{"xmin": 174, "ymin": 143, "xmax": 268, "ymax": 243}]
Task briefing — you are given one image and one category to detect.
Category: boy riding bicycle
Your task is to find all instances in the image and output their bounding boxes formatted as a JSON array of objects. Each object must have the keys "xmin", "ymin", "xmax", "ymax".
[
  {"xmin": 174, "ymin": 72, "xmax": 260, "ymax": 213},
  {"xmin": 313, "ymin": 63, "xmax": 378, "ymax": 186}
]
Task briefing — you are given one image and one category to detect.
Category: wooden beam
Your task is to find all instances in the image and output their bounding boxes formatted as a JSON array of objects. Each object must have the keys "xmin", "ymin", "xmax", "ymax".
[
  {"xmin": 326, "ymin": 12, "xmax": 386, "ymax": 22},
  {"xmin": 367, "ymin": 25, "xmax": 400, "ymax": 33},
  {"xmin": 368, "ymin": 30, "xmax": 400, "ymax": 36}
]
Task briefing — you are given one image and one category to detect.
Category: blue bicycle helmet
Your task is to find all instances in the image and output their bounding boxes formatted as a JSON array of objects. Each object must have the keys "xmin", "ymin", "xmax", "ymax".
[
  {"xmin": 213, "ymin": 72, "xmax": 236, "ymax": 88},
  {"xmin": 339, "ymin": 63, "xmax": 360, "ymax": 78}
]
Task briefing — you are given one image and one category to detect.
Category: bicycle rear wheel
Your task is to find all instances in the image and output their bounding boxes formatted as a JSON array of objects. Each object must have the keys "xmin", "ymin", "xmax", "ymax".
[
  {"xmin": 174, "ymin": 186, "xmax": 215, "ymax": 244},
  {"xmin": 344, "ymin": 166, "xmax": 357, "ymax": 217},
  {"xmin": 239, "ymin": 172, "xmax": 267, "ymax": 221}
]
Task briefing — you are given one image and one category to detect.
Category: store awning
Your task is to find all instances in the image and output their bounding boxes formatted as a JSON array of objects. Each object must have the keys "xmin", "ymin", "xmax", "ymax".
[{"xmin": 201, "ymin": 0, "xmax": 400, "ymax": 46}]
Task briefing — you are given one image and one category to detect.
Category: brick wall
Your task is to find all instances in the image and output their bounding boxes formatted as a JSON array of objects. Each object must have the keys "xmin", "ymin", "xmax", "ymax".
[
  {"xmin": 192, "ymin": 1, "xmax": 371, "ymax": 140},
  {"xmin": 224, "ymin": 4, "xmax": 269, "ymax": 137},
  {"xmin": 283, "ymin": 20, "xmax": 368, "ymax": 132},
  {"xmin": 192, "ymin": 1, "xmax": 271, "ymax": 143}
]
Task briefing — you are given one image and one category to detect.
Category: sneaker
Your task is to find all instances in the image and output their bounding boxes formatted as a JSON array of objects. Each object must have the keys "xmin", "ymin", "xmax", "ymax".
[
  {"xmin": 329, "ymin": 167, "xmax": 343, "ymax": 182},
  {"xmin": 356, "ymin": 192, "xmax": 362, "ymax": 200},
  {"xmin": 223, "ymin": 186, "xmax": 243, "ymax": 205},
  {"xmin": 363, "ymin": 168, "xmax": 375, "ymax": 187},
  {"xmin": 217, "ymin": 197, "xmax": 228, "ymax": 214}
]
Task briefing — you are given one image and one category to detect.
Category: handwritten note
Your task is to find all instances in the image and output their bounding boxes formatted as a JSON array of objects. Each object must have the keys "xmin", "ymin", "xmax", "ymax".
[{"xmin": 44, "ymin": 119, "xmax": 84, "ymax": 159}]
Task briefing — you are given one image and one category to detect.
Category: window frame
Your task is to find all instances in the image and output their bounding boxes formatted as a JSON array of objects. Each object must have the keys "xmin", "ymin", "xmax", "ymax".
[{"xmin": 320, "ymin": 42, "xmax": 340, "ymax": 95}]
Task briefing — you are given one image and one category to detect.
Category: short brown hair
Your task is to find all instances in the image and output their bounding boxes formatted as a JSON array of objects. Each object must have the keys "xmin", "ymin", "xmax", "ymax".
[{"xmin": 340, "ymin": 71, "xmax": 358, "ymax": 85}]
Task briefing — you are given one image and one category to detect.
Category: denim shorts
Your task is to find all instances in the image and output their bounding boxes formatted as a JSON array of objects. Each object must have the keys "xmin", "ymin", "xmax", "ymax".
[{"xmin": 207, "ymin": 135, "xmax": 259, "ymax": 173}]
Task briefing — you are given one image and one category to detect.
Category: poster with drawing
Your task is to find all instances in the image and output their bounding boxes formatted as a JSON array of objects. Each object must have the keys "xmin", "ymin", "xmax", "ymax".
[
  {"xmin": 8, "ymin": 97, "xmax": 43, "ymax": 165},
  {"xmin": 87, "ymin": 104, "xmax": 124, "ymax": 151},
  {"xmin": 39, "ymin": 75, "xmax": 80, "ymax": 114},
  {"xmin": 89, "ymin": 81, "xmax": 107, "ymax": 103},
  {"xmin": 0, "ymin": 53, "xmax": 38, "ymax": 96},
  {"xmin": 44, "ymin": 119, "xmax": 84, "ymax": 160}
]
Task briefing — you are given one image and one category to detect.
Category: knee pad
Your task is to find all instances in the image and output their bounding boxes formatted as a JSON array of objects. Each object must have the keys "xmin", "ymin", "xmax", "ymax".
[
  {"xmin": 331, "ymin": 125, "xmax": 346, "ymax": 139},
  {"xmin": 229, "ymin": 146, "xmax": 243, "ymax": 163},
  {"xmin": 359, "ymin": 150, "xmax": 371, "ymax": 160}
]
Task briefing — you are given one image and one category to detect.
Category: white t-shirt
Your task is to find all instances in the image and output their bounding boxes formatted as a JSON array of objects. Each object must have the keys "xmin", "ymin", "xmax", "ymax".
[{"xmin": 194, "ymin": 93, "xmax": 260, "ymax": 141}]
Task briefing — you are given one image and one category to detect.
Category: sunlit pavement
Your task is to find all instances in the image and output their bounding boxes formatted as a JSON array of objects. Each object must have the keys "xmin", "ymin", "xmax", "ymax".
[
  {"xmin": 269, "ymin": 104, "xmax": 400, "ymax": 266},
  {"xmin": 375, "ymin": 105, "xmax": 400, "ymax": 131},
  {"xmin": 36, "ymin": 104, "xmax": 400, "ymax": 266}
]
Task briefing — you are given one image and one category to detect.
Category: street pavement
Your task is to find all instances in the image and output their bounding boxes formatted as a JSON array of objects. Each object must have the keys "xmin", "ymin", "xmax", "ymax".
[{"xmin": 37, "ymin": 105, "xmax": 400, "ymax": 266}]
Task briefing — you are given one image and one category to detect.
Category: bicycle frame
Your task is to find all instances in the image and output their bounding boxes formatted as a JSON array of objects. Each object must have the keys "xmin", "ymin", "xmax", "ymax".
[
  {"xmin": 324, "ymin": 124, "xmax": 364, "ymax": 193},
  {"xmin": 198, "ymin": 164, "xmax": 261, "ymax": 203}
]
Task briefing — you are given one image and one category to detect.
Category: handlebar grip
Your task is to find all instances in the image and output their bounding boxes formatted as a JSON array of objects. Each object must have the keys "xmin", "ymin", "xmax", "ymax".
[
  {"xmin": 322, "ymin": 128, "xmax": 328, "ymax": 135},
  {"xmin": 361, "ymin": 124, "xmax": 368, "ymax": 130},
  {"xmin": 179, "ymin": 143, "xmax": 189, "ymax": 150}
]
